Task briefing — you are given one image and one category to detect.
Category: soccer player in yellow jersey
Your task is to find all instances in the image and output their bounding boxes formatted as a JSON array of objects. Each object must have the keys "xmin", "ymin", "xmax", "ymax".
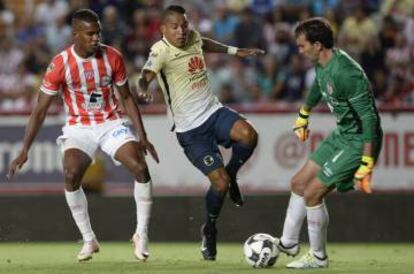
[{"xmin": 137, "ymin": 5, "xmax": 264, "ymax": 260}]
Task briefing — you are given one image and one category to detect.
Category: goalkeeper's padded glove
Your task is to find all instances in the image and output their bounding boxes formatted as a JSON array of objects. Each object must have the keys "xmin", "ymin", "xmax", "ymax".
[
  {"xmin": 293, "ymin": 106, "xmax": 310, "ymax": 142},
  {"xmin": 354, "ymin": 155, "xmax": 374, "ymax": 194}
]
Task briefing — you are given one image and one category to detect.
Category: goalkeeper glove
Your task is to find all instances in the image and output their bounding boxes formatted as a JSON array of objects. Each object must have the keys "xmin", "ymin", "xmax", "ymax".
[
  {"xmin": 293, "ymin": 106, "xmax": 310, "ymax": 142},
  {"xmin": 354, "ymin": 155, "xmax": 374, "ymax": 194}
]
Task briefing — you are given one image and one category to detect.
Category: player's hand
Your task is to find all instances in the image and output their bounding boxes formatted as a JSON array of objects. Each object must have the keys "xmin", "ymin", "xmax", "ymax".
[
  {"xmin": 137, "ymin": 91, "xmax": 153, "ymax": 104},
  {"xmin": 353, "ymin": 156, "xmax": 374, "ymax": 194},
  {"xmin": 293, "ymin": 107, "xmax": 310, "ymax": 142},
  {"xmin": 139, "ymin": 139, "xmax": 159, "ymax": 163},
  {"xmin": 7, "ymin": 150, "xmax": 28, "ymax": 180},
  {"xmin": 236, "ymin": 48, "xmax": 265, "ymax": 57}
]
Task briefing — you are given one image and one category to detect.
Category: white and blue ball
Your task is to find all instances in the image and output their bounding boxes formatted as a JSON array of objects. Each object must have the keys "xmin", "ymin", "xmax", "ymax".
[{"xmin": 243, "ymin": 233, "xmax": 280, "ymax": 268}]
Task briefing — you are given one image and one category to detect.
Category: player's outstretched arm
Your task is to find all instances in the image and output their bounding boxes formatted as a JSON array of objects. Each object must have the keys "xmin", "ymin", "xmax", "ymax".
[
  {"xmin": 7, "ymin": 92, "xmax": 54, "ymax": 180},
  {"xmin": 137, "ymin": 70, "xmax": 157, "ymax": 104},
  {"xmin": 201, "ymin": 37, "xmax": 265, "ymax": 57},
  {"xmin": 117, "ymin": 82, "xmax": 159, "ymax": 163}
]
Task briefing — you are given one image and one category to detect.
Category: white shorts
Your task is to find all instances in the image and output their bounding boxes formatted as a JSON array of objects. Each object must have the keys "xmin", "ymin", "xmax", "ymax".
[{"xmin": 57, "ymin": 119, "xmax": 137, "ymax": 166}]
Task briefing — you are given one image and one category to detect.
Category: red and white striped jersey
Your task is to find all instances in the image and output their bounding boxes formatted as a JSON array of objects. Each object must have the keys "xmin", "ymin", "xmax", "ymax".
[{"xmin": 40, "ymin": 44, "xmax": 127, "ymax": 126}]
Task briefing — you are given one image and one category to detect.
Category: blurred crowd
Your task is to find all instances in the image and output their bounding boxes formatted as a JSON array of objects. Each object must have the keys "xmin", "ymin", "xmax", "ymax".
[{"xmin": 0, "ymin": 0, "xmax": 413, "ymax": 112}]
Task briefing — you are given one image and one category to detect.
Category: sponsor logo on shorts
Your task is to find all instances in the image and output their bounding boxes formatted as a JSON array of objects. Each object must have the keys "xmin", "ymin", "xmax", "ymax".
[
  {"xmin": 112, "ymin": 127, "xmax": 129, "ymax": 138},
  {"xmin": 203, "ymin": 155, "xmax": 214, "ymax": 166}
]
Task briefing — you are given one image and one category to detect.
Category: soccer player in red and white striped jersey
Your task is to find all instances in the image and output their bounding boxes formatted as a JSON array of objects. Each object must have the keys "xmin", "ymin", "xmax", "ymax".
[
  {"xmin": 7, "ymin": 9, "xmax": 158, "ymax": 262},
  {"xmin": 41, "ymin": 41, "xmax": 127, "ymax": 126}
]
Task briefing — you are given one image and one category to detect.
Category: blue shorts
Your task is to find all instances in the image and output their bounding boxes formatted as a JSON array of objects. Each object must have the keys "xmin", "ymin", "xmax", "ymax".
[{"xmin": 176, "ymin": 107, "xmax": 244, "ymax": 176}]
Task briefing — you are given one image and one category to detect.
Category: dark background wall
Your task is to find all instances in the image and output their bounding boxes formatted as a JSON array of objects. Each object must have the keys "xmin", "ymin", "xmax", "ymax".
[{"xmin": 0, "ymin": 193, "xmax": 413, "ymax": 242}]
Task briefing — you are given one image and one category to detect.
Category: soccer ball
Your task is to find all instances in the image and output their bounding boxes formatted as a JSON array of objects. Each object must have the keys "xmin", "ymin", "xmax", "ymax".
[{"xmin": 243, "ymin": 233, "xmax": 280, "ymax": 268}]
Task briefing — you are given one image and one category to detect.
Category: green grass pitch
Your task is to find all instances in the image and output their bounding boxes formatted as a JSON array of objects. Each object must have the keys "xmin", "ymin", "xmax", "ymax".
[{"xmin": 0, "ymin": 243, "xmax": 413, "ymax": 273}]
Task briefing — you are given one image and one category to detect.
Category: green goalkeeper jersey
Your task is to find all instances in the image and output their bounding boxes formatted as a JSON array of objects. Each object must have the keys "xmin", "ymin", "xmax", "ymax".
[{"xmin": 305, "ymin": 49, "xmax": 381, "ymax": 141}]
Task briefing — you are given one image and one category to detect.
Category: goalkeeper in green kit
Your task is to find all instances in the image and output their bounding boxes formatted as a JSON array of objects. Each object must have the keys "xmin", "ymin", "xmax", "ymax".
[{"xmin": 276, "ymin": 18, "xmax": 383, "ymax": 269}]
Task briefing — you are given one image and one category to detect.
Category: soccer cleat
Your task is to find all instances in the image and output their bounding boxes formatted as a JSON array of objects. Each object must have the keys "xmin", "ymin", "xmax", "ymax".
[
  {"xmin": 132, "ymin": 233, "xmax": 149, "ymax": 261},
  {"xmin": 77, "ymin": 239, "xmax": 100, "ymax": 262},
  {"xmin": 228, "ymin": 178, "xmax": 244, "ymax": 207},
  {"xmin": 286, "ymin": 250, "xmax": 328, "ymax": 269},
  {"xmin": 277, "ymin": 239, "xmax": 300, "ymax": 257},
  {"xmin": 201, "ymin": 223, "xmax": 217, "ymax": 261}
]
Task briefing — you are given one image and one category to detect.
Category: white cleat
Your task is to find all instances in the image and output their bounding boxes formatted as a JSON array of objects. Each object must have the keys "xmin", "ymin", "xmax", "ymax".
[
  {"xmin": 132, "ymin": 233, "xmax": 149, "ymax": 261},
  {"xmin": 277, "ymin": 239, "xmax": 300, "ymax": 257},
  {"xmin": 77, "ymin": 239, "xmax": 100, "ymax": 262},
  {"xmin": 286, "ymin": 250, "xmax": 328, "ymax": 269}
]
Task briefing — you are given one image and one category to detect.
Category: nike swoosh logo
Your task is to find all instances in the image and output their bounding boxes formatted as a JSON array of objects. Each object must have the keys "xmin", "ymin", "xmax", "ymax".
[{"xmin": 174, "ymin": 52, "xmax": 181, "ymax": 57}]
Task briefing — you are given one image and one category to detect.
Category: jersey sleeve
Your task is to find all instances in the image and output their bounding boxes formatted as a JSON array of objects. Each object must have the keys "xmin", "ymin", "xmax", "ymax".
[
  {"xmin": 40, "ymin": 56, "xmax": 64, "ymax": 96},
  {"xmin": 109, "ymin": 48, "xmax": 128, "ymax": 86},
  {"xmin": 143, "ymin": 43, "xmax": 167, "ymax": 74},
  {"xmin": 336, "ymin": 65, "xmax": 380, "ymax": 141},
  {"xmin": 304, "ymin": 80, "xmax": 322, "ymax": 108}
]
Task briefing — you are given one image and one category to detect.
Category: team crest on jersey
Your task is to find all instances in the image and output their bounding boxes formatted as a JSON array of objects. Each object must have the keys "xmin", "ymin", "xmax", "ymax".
[
  {"xmin": 101, "ymin": 75, "xmax": 111, "ymax": 86},
  {"xmin": 84, "ymin": 70, "xmax": 94, "ymax": 81},
  {"xmin": 326, "ymin": 82, "xmax": 334, "ymax": 95},
  {"xmin": 188, "ymin": 56, "xmax": 204, "ymax": 74}
]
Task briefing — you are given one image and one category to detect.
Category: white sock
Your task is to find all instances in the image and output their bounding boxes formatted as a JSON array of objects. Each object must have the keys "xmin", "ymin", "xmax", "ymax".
[
  {"xmin": 134, "ymin": 180, "xmax": 152, "ymax": 237},
  {"xmin": 306, "ymin": 201, "xmax": 329, "ymax": 259},
  {"xmin": 280, "ymin": 192, "xmax": 306, "ymax": 247},
  {"xmin": 65, "ymin": 187, "xmax": 96, "ymax": 242}
]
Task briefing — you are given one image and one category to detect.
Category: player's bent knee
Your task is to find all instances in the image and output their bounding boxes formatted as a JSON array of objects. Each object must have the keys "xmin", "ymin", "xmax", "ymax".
[
  {"xmin": 64, "ymin": 168, "xmax": 83, "ymax": 190},
  {"xmin": 128, "ymin": 161, "xmax": 150, "ymax": 182},
  {"xmin": 303, "ymin": 189, "xmax": 322, "ymax": 207},
  {"xmin": 211, "ymin": 181, "xmax": 229, "ymax": 193},
  {"xmin": 241, "ymin": 126, "xmax": 258, "ymax": 146},
  {"xmin": 249, "ymin": 129, "xmax": 258, "ymax": 147},
  {"xmin": 209, "ymin": 171, "xmax": 230, "ymax": 193},
  {"xmin": 290, "ymin": 177, "xmax": 305, "ymax": 196},
  {"xmin": 64, "ymin": 168, "xmax": 81, "ymax": 182}
]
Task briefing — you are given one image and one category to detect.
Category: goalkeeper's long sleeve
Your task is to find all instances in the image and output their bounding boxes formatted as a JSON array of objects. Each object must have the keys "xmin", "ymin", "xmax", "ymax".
[{"xmin": 305, "ymin": 80, "xmax": 322, "ymax": 109}]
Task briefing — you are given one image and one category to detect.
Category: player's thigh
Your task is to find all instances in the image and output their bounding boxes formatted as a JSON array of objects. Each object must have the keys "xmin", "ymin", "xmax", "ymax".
[
  {"xmin": 309, "ymin": 132, "xmax": 337, "ymax": 168},
  {"xmin": 100, "ymin": 121, "xmax": 137, "ymax": 166},
  {"xmin": 57, "ymin": 125, "xmax": 98, "ymax": 163},
  {"xmin": 63, "ymin": 148, "xmax": 92, "ymax": 184},
  {"xmin": 316, "ymin": 140, "xmax": 361, "ymax": 193},
  {"xmin": 303, "ymin": 176, "xmax": 334, "ymax": 206},
  {"xmin": 176, "ymin": 130, "xmax": 223, "ymax": 176},
  {"xmin": 229, "ymin": 119, "xmax": 257, "ymax": 144},
  {"xmin": 214, "ymin": 107, "xmax": 253, "ymax": 147},
  {"xmin": 114, "ymin": 141, "xmax": 147, "ymax": 170},
  {"xmin": 290, "ymin": 159, "xmax": 321, "ymax": 196}
]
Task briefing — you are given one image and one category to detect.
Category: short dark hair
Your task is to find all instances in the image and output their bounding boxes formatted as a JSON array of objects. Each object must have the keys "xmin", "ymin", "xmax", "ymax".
[
  {"xmin": 161, "ymin": 5, "xmax": 186, "ymax": 23},
  {"xmin": 71, "ymin": 9, "xmax": 99, "ymax": 25},
  {"xmin": 294, "ymin": 17, "xmax": 334, "ymax": 49}
]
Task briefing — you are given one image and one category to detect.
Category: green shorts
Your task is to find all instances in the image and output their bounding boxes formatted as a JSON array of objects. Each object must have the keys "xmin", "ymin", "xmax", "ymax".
[{"xmin": 310, "ymin": 130, "xmax": 382, "ymax": 193}]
